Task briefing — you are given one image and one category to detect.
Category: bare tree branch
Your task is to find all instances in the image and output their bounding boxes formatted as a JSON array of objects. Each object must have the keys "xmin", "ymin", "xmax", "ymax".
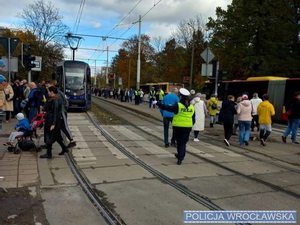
[{"xmin": 18, "ymin": 0, "xmax": 69, "ymax": 45}]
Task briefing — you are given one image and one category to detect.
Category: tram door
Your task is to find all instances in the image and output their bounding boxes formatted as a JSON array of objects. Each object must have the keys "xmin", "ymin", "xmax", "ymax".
[{"xmin": 268, "ymin": 80, "xmax": 286, "ymax": 120}]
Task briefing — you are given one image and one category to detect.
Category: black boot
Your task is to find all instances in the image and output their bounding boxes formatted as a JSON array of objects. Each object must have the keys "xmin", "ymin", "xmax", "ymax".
[
  {"xmin": 59, "ymin": 149, "xmax": 69, "ymax": 155},
  {"xmin": 210, "ymin": 123, "xmax": 213, "ymax": 128},
  {"xmin": 177, "ymin": 159, "xmax": 182, "ymax": 165},
  {"xmin": 40, "ymin": 146, "xmax": 52, "ymax": 159}
]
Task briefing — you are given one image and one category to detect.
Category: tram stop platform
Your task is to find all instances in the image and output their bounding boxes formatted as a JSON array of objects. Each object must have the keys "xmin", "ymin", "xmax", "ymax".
[{"xmin": 0, "ymin": 116, "xmax": 104, "ymax": 225}]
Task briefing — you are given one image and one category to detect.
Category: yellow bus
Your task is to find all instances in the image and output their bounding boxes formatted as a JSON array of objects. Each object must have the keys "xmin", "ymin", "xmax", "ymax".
[{"xmin": 140, "ymin": 82, "xmax": 184, "ymax": 94}]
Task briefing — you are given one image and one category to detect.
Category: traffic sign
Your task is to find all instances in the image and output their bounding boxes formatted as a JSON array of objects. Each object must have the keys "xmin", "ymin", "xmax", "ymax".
[
  {"xmin": 31, "ymin": 56, "xmax": 42, "ymax": 71},
  {"xmin": 201, "ymin": 48, "xmax": 214, "ymax": 63},
  {"xmin": 201, "ymin": 63, "xmax": 213, "ymax": 76},
  {"xmin": 1, "ymin": 57, "xmax": 18, "ymax": 72}
]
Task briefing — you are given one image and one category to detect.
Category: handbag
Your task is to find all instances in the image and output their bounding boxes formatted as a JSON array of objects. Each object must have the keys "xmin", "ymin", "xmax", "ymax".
[{"xmin": 5, "ymin": 93, "xmax": 10, "ymax": 101}]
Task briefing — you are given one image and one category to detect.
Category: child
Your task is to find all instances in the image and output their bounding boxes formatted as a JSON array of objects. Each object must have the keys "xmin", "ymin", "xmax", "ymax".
[{"xmin": 5, "ymin": 113, "xmax": 31, "ymax": 146}]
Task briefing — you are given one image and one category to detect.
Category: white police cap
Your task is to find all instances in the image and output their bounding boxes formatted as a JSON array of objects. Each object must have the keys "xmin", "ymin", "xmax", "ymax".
[{"xmin": 179, "ymin": 88, "xmax": 190, "ymax": 96}]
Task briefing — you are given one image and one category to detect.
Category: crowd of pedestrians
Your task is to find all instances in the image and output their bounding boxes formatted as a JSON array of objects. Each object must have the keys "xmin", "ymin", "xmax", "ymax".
[
  {"xmin": 2, "ymin": 72, "xmax": 298, "ymax": 166},
  {"xmin": 93, "ymin": 84, "xmax": 300, "ymax": 165},
  {"xmin": 0, "ymin": 75, "xmax": 76, "ymax": 159}
]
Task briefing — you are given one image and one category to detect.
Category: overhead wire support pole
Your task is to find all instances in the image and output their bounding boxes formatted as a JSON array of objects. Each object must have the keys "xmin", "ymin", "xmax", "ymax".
[
  {"xmin": 8, "ymin": 38, "xmax": 11, "ymax": 83},
  {"xmin": 136, "ymin": 15, "xmax": 141, "ymax": 90},
  {"xmin": 106, "ymin": 46, "xmax": 109, "ymax": 85}
]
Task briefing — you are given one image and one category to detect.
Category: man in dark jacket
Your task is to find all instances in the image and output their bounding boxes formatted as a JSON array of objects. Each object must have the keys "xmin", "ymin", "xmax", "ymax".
[
  {"xmin": 219, "ymin": 95, "xmax": 237, "ymax": 146},
  {"xmin": 40, "ymin": 86, "xmax": 68, "ymax": 159},
  {"xmin": 282, "ymin": 92, "xmax": 300, "ymax": 144}
]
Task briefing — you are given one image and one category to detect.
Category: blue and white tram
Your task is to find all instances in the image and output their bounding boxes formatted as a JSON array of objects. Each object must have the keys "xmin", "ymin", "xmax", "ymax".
[{"xmin": 56, "ymin": 60, "xmax": 91, "ymax": 111}]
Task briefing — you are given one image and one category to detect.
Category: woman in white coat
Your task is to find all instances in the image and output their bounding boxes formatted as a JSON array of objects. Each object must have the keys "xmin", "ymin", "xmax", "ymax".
[{"xmin": 191, "ymin": 93, "xmax": 207, "ymax": 141}]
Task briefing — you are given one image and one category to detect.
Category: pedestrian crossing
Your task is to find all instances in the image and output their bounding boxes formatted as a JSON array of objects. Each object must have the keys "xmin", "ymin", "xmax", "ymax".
[{"xmin": 68, "ymin": 121, "xmax": 244, "ymax": 165}]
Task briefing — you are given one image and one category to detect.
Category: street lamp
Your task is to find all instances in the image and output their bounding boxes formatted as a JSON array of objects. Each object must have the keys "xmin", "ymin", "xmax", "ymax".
[{"xmin": 65, "ymin": 33, "xmax": 82, "ymax": 61}]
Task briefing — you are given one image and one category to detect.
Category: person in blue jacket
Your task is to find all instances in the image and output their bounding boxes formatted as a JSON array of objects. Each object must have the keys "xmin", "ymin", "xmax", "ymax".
[
  {"xmin": 160, "ymin": 88, "xmax": 179, "ymax": 148},
  {"xmin": 5, "ymin": 113, "xmax": 31, "ymax": 146}
]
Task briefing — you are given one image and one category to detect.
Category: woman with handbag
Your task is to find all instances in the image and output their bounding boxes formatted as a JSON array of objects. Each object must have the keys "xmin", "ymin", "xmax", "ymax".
[{"xmin": 2, "ymin": 80, "xmax": 14, "ymax": 122}]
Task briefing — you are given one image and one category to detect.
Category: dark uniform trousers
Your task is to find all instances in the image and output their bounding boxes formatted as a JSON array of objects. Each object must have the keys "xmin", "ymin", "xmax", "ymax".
[{"xmin": 174, "ymin": 127, "xmax": 191, "ymax": 161}]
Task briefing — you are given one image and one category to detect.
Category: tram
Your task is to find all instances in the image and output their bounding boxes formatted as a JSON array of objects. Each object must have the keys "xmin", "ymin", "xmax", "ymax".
[
  {"xmin": 203, "ymin": 76, "xmax": 300, "ymax": 121},
  {"xmin": 55, "ymin": 60, "xmax": 91, "ymax": 111},
  {"xmin": 140, "ymin": 82, "xmax": 184, "ymax": 93}
]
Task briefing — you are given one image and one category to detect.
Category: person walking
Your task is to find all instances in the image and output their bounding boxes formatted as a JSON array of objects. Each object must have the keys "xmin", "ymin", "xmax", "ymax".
[
  {"xmin": 191, "ymin": 93, "xmax": 207, "ymax": 142},
  {"xmin": 160, "ymin": 88, "xmax": 179, "ymax": 148},
  {"xmin": 257, "ymin": 94, "xmax": 275, "ymax": 146},
  {"xmin": 40, "ymin": 86, "xmax": 68, "ymax": 159},
  {"xmin": 282, "ymin": 92, "xmax": 300, "ymax": 144},
  {"xmin": 157, "ymin": 87, "xmax": 165, "ymax": 103},
  {"xmin": 149, "ymin": 87, "xmax": 156, "ymax": 108},
  {"xmin": 250, "ymin": 93, "xmax": 262, "ymax": 131},
  {"xmin": 47, "ymin": 82, "xmax": 76, "ymax": 148},
  {"xmin": 157, "ymin": 88, "xmax": 195, "ymax": 165},
  {"xmin": 236, "ymin": 94, "xmax": 252, "ymax": 146},
  {"xmin": 207, "ymin": 94, "xmax": 218, "ymax": 127},
  {"xmin": 219, "ymin": 95, "xmax": 237, "ymax": 146}
]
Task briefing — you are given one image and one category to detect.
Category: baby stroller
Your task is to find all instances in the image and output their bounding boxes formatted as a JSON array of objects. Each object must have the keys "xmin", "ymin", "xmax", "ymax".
[{"xmin": 11, "ymin": 112, "xmax": 45, "ymax": 154}]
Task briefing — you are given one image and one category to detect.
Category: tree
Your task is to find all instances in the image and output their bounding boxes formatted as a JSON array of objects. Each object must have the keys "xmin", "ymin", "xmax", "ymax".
[
  {"xmin": 111, "ymin": 35, "xmax": 156, "ymax": 88},
  {"xmin": 207, "ymin": 0, "xmax": 300, "ymax": 79},
  {"xmin": 172, "ymin": 16, "xmax": 206, "ymax": 87},
  {"xmin": 18, "ymin": 0, "xmax": 68, "ymax": 80},
  {"xmin": 19, "ymin": 0, "xmax": 68, "ymax": 45}
]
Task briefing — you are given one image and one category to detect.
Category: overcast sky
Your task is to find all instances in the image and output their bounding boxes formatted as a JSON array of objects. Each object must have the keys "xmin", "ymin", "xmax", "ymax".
[{"xmin": 0, "ymin": 0, "xmax": 231, "ymax": 73}]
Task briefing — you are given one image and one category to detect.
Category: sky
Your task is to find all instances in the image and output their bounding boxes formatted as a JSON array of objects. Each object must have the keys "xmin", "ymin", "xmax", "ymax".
[{"xmin": 0, "ymin": 0, "xmax": 231, "ymax": 76}]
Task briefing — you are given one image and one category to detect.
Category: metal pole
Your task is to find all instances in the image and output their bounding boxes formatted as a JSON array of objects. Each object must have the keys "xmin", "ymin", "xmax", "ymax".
[
  {"xmin": 106, "ymin": 46, "xmax": 109, "ymax": 85},
  {"xmin": 94, "ymin": 60, "xmax": 97, "ymax": 86},
  {"xmin": 189, "ymin": 32, "xmax": 194, "ymax": 90},
  {"xmin": 214, "ymin": 61, "xmax": 219, "ymax": 96},
  {"xmin": 136, "ymin": 15, "xmax": 141, "ymax": 90},
  {"xmin": 113, "ymin": 74, "xmax": 116, "ymax": 89},
  {"xmin": 8, "ymin": 38, "xmax": 11, "ymax": 83},
  {"xmin": 72, "ymin": 49, "xmax": 75, "ymax": 61},
  {"xmin": 206, "ymin": 48, "xmax": 208, "ymax": 76},
  {"xmin": 128, "ymin": 58, "xmax": 131, "ymax": 89},
  {"xmin": 28, "ymin": 70, "xmax": 31, "ymax": 83}
]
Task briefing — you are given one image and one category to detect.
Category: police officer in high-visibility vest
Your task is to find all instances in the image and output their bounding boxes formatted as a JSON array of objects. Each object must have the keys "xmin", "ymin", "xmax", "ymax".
[
  {"xmin": 157, "ymin": 88, "xmax": 195, "ymax": 165},
  {"xmin": 134, "ymin": 89, "xmax": 140, "ymax": 105}
]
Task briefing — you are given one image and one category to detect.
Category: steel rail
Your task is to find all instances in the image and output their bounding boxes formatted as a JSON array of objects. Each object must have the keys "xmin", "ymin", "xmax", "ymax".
[
  {"xmin": 92, "ymin": 97, "xmax": 300, "ymax": 199},
  {"xmin": 65, "ymin": 147, "xmax": 123, "ymax": 225},
  {"xmin": 85, "ymin": 111, "xmax": 249, "ymax": 225}
]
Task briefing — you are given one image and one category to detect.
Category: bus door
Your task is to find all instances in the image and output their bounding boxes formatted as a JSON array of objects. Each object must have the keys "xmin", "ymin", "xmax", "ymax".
[{"xmin": 268, "ymin": 80, "xmax": 286, "ymax": 121}]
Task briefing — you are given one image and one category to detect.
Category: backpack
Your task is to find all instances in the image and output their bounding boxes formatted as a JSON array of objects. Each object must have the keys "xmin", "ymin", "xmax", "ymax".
[{"xmin": 211, "ymin": 103, "xmax": 217, "ymax": 110}]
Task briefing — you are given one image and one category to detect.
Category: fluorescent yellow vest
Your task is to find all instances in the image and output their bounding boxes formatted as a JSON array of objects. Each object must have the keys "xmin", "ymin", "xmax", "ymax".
[
  {"xmin": 159, "ymin": 90, "xmax": 164, "ymax": 100},
  {"xmin": 172, "ymin": 103, "xmax": 194, "ymax": 127}
]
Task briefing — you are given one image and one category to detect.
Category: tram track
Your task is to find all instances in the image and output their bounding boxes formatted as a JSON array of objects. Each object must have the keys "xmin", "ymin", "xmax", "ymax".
[
  {"xmin": 64, "ymin": 139, "xmax": 124, "ymax": 225},
  {"xmin": 62, "ymin": 110, "xmax": 250, "ymax": 225},
  {"xmin": 94, "ymin": 97, "xmax": 300, "ymax": 170},
  {"xmin": 83, "ymin": 111, "xmax": 250, "ymax": 225},
  {"xmin": 92, "ymin": 97, "xmax": 300, "ymax": 200}
]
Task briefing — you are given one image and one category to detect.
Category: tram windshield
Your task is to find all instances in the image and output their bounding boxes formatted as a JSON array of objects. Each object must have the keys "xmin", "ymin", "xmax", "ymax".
[{"xmin": 65, "ymin": 68, "xmax": 85, "ymax": 91}]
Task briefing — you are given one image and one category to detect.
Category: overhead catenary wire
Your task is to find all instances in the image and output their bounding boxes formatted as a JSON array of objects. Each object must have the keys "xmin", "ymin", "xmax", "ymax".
[
  {"xmin": 92, "ymin": 0, "xmax": 164, "ymax": 64},
  {"xmin": 73, "ymin": 0, "xmax": 86, "ymax": 34},
  {"xmin": 103, "ymin": 0, "xmax": 164, "ymax": 54},
  {"xmin": 106, "ymin": 0, "xmax": 144, "ymax": 37},
  {"xmin": 89, "ymin": 0, "xmax": 143, "ymax": 59}
]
